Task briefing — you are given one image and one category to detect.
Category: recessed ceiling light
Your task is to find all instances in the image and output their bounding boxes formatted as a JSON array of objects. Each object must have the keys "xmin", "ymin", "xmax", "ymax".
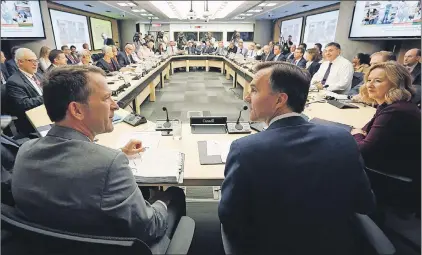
[
  {"xmin": 266, "ymin": 3, "xmax": 276, "ymax": 7},
  {"xmin": 140, "ymin": 13, "xmax": 149, "ymax": 16},
  {"xmin": 233, "ymin": 16, "xmax": 245, "ymax": 19},
  {"xmin": 117, "ymin": 3, "xmax": 128, "ymax": 6},
  {"xmin": 238, "ymin": 13, "xmax": 246, "ymax": 16},
  {"xmin": 85, "ymin": 4, "xmax": 93, "ymax": 7},
  {"xmin": 151, "ymin": 17, "xmax": 159, "ymax": 19},
  {"xmin": 258, "ymin": 3, "xmax": 266, "ymax": 7},
  {"xmin": 248, "ymin": 9, "xmax": 262, "ymax": 13},
  {"xmin": 146, "ymin": 13, "xmax": 154, "ymax": 16},
  {"xmin": 244, "ymin": 13, "xmax": 253, "ymax": 16},
  {"xmin": 126, "ymin": 3, "xmax": 137, "ymax": 7},
  {"xmin": 132, "ymin": 9, "xmax": 142, "ymax": 12}
]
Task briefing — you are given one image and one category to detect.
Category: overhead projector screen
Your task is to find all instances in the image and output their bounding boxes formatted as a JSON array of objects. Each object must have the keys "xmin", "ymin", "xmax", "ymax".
[
  {"xmin": 1, "ymin": 0, "xmax": 45, "ymax": 39},
  {"xmin": 90, "ymin": 17, "xmax": 112, "ymax": 50},
  {"xmin": 349, "ymin": 1, "xmax": 421, "ymax": 39},
  {"xmin": 280, "ymin": 17, "xmax": 303, "ymax": 46},
  {"xmin": 50, "ymin": 9, "xmax": 91, "ymax": 50},
  {"xmin": 303, "ymin": 10, "xmax": 339, "ymax": 48}
]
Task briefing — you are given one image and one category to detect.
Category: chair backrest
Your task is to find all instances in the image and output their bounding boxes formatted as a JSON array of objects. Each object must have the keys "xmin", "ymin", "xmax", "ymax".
[
  {"xmin": 1, "ymin": 204, "xmax": 152, "ymax": 255},
  {"xmin": 352, "ymin": 72, "xmax": 364, "ymax": 88}
]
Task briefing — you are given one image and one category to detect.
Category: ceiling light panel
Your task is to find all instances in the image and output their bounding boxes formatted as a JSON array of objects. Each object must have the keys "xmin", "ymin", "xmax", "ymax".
[
  {"xmin": 244, "ymin": 13, "xmax": 253, "ymax": 16},
  {"xmin": 247, "ymin": 9, "xmax": 262, "ymax": 13},
  {"xmin": 266, "ymin": 3, "xmax": 277, "ymax": 7},
  {"xmin": 126, "ymin": 3, "xmax": 137, "ymax": 6},
  {"xmin": 150, "ymin": 1, "xmax": 243, "ymax": 20},
  {"xmin": 117, "ymin": 3, "xmax": 128, "ymax": 6}
]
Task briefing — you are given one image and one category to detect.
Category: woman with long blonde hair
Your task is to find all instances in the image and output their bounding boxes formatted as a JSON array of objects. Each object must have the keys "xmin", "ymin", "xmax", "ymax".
[
  {"xmin": 351, "ymin": 61, "xmax": 420, "ymax": 209},
  {"xmin": 38, "ymin": 46, "xmax": 51, "ymax": 72}
]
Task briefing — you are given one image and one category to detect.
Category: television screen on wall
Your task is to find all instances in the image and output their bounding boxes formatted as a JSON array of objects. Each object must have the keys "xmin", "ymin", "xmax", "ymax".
[
  {"xmin": 303, "ymin": 10, "xmax": 339, "ymax": 48},
  {"xmin": 280, "ymin": 17, "xmax": 303, "ymax": 46},
  {"xmin": 227, "ymin": 32, "xmax": 254, "ymax": 42},
  {"xmin": 90, "ymin": 17, "xmax": 112, "ymax": 50},
  {"xmin": 349, "ymin": 1, "xmax": 421, "ymax": 40},
  {"xmin": 1, "ymin": 0, "xmax": 46, "ymax": 39}
]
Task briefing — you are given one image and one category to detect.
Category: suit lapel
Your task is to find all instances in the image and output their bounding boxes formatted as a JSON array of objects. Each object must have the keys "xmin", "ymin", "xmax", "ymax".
[{"xmin": 18, "ymin": 71, "xmax": 38, "ymax": 96}]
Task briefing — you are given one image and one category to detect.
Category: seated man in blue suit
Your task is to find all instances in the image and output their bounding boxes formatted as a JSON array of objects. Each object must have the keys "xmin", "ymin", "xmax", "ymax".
[{"xmin": 219, "ymin": 62, "xmax": 375, "ymax": 255}]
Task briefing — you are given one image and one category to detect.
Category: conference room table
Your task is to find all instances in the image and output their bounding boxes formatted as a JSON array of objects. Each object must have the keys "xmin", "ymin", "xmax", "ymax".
[{"xmin": 26, "ymin": 54, "xmax": 376, "ymax": 186}]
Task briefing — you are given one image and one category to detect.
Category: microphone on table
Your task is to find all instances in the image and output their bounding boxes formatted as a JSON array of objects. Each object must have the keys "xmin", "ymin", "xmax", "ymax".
[
  {"xmin": 235, "ymin": 106, "xmax": 248, "ymax": 130},
  {"xmin": 162, "ymin": 107, "xmax": 171, "ymax": 128}
]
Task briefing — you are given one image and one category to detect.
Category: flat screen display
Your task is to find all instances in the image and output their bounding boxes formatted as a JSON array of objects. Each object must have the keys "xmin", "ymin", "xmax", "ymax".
[
  {"xmin": 49, "ymin": 9, "xmax": 91, "ymax": 50},
  {"xmin": 90, "ymin": 17, "xmax": 112, "ymax": 50},
  {"xmin": 280, "ymin": 17, "xmax": 303, "ymax": 46},
  {"xmin": 1, "ymin": 0, "xmax": 45, "ymax": 39},
  {"xmin": 349, "ymin": 1, "xmax": 421, "ymax": 39},
  {"xmin": 303, "ymin": 10, "xmax": 339, "ymax": 48}
]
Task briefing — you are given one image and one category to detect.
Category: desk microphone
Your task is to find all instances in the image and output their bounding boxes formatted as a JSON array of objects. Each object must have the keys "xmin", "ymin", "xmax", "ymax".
[
  {"xmin": 235, "ymin": 106, "xmax": 248, "ymax": 130},
  {"xmin": 162, "ymin": 107, "xmax": 171, "ymax": 128}
]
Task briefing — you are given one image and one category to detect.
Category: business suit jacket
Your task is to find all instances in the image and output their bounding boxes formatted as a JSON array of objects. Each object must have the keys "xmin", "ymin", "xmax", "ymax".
[
  {"xmin": 214, "ymin": 47, "xmax": 226, "ymax": 56},
  {"xmin": 202, "ymin": 46, "xmax": 215, "ymax": 54},
  {"xmin": 66, "ymin": 54, "xmax": 78, "ymax": 65},
  {"xmin": 290, "ymin": 57, "xmax": 307, "ymax": 68},
  {"xmin": 236, "ymin": 47, "xmax": 248, "ymax": 57},
  {"xmin": 273, "ymin": 54, "xmax": 286, "ymax": 62},
  {"xmin": 219, "ymin": 116, "xmax": 375, "ymax": 255},
  {"xmin": 116, "ymin": 51, "xmax": 134, "ymax": 67},
  {"xmin": 262, "ymin": 53, "xmax": 275, "ymax": 62},
  {"xmin": 95, "ymin": 58, "xmax": 121, "ymax": 73},
  {"xmin": 185, "ymin": 46, "xmax": 199, "ymax": 55},
  {"xmin": 12, "ymin": 125, "xmax": 170, "ymax": 248},
  {"xmin": 307, "ymin": 61, "xmax": 321, "ymax": 78},
  {"xmin": 5, "ymin": 59, "xmax": 18, "ymax": 76},
  {"xmin": 1, "ymin": 63, "xmax": 10, "ymax": 82},
  {"xmin": 411, "ymin": 62, "xmax": 421, "ymax": 85},
  {"xmin": 6, "ymin": 70, "xmax": 44, "ymax": 135},
  {"xmin": 227, "ymin": 46, "xmax": 238, "ymax": 54}
]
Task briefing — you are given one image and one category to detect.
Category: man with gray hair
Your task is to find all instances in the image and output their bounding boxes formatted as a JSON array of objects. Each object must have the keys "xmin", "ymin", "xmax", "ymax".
[
  {"xmin": 5, "ymin": 48, "xmax": 44, "ymax": 135},
  {"xmin": 116, "ymin": 43, "xmax": 135, "ymax": 67},
  {"xmin": 262, "ymin": 45, "xmax": 275, "ymax": 62},
  {"xmin": 12, "ymin": 65, "xmax": 188, "ymax": 253}
]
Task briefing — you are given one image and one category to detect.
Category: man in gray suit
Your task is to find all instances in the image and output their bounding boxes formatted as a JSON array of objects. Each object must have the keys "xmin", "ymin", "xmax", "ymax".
[{"xmin": 12, "ymin": 65, "xmax": 187, "ymax": 253}]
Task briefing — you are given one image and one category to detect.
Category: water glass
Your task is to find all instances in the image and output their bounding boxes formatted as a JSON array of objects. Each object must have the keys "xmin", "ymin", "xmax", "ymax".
[{"xmin": 172, "ymin": 122, "xmax": 182, "ymax": 140}]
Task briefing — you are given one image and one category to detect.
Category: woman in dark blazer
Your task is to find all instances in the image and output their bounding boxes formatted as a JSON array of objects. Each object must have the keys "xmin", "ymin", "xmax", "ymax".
[
  {"xmin": 305, "ymin": 48, "xmax": 321, "ymax": 78},
  {"xmin": 351, "ymin": 61, "xmax": 421, "ymax": 211},
  {"xmin": 96, "ymin": 46, "xmax": 121, "ymax": 73}
]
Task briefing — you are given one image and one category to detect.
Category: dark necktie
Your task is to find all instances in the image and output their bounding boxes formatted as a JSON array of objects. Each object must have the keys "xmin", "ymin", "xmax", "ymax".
[
  {"xmin": 128, "ymin": 54, "xmax": 134, "ymax": 64},
  {"xmin": 321, "ymin": 63, "xmax": 333, "ymax": 85}
]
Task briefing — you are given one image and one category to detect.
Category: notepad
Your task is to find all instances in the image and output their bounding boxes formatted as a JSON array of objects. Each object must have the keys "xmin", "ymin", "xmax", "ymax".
[
  {"xmin": 128, "ymin": 149, "xmax": 184, "ymax": 184},
  {"xmin": 206, "ymin": 140, "xmax": 232, "ymax": 163}
]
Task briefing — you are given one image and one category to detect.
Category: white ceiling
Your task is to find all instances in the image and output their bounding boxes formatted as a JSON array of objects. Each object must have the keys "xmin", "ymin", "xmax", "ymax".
[{"xmin": 53, "ymin": 1, "xmax": 339, "ymax": 22}]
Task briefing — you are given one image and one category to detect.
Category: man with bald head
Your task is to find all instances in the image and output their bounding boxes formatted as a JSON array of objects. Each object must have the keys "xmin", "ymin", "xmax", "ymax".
[
  {"xmin": 116, "ymin": 43, "xmax": 135, "ymax": 67},
  {"xmin": 6, "ymin": 48, "xmax": 44, "ymax": 135},
  {"xmin": 404, "ymin": 48, "xmax": 421, "ymax": 85}
]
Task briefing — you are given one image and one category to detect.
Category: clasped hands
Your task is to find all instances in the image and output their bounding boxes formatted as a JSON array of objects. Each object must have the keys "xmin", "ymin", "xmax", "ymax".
[
  {"xmin": 120, "ymin": 139, "xmax": 145, "ymax": 155},
  {"xmin": 351, "ymin": 128, "xmax": 367, "ymax": 136}
]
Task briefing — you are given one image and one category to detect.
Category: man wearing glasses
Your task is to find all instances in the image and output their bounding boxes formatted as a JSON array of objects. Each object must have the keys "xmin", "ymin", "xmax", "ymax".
[{"xmin": 5, "ymin": 48, "xmax": 44, "ymax": 136}]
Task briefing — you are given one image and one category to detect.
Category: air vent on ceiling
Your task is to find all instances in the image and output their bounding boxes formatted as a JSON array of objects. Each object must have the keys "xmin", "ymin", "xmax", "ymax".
[
  {"xmin": 301, "ymin": 4, "xmax": 309, "ymax": 7},
  {"xmin": 85, "ymin": 4, "xmax": 93, "ymax": 7}
]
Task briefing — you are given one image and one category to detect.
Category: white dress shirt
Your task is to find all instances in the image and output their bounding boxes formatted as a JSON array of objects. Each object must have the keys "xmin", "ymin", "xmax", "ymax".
[
  {"xmin": 269, "ymin": 112, "xmax": 302, "ymax": 127},
  {"xmin": 166, "ymin": 46, "xmax": 177, "ymax": 56},
  {"xmin": 20, "ymin": 69, "xmax": 42, "ymax": 96},
  {"xmin": 247, "ymin": 49, "xmax": 256, "ymax": 58},
  {"xmin": 39, "ymin": 58, "xmax": 51, "ymax": 72},
  {"xmin": 310, "ymin": 55, "xmax": 354, "ymax": 94}
]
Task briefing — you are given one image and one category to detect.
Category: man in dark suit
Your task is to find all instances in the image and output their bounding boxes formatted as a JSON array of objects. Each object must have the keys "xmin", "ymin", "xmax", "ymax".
[
  {"xmin": 117, "ymin": 44, "xmax": 135, "ymax": 67},
  {"xmin": 290, "ymin": 47, "xmax": 307, "ymax": 68},
  {"xmin": 46, "ymin": 49, "xmax": 67, "ymax": 72},
  {"xmin": 61, "ymin": 45, "xmax": 78, "ymax": 65},
  {"xmin": 202, "ymin": 40, "xmax": 215, "ymax": 54},
  {"xmin": 12, "ymin": 65, "xmax": 188, "ymax": 253},
  {"xmin": 272, "ymin": 45, "xmax": 285, "ymax": 62},
  {"xmin": 219, "ymin": 62, "xmax": 375, "ymax": 255},
  {"xmin": 261, "ymin": 45, "xmax": 274, "ymax": 62},
  {"xmin": 5, "ymin": 46, "xmax": 20, "ymax": 76},
  {"xmin": 403, "ymin": 48, "xmax": 421, "ymax": 85},
  {"xmin": 1, "ymin": 51, "xmax": 10, "ymax": 84},
  {"xmin": 185, "ymin": 41, "xmax": 199, "ymax": 55},
  {"xmin": 284, "ymin": 44, "xmax": 296, "ymax": 61},
  {"xmin": 6, "ymin": 48, "xmax": 44, "ymax": 135}
]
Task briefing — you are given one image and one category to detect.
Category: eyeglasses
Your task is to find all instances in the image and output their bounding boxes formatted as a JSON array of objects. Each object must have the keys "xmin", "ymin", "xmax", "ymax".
[{"xmin": 24, "ymin": 59, "xmax": 39, "ymax": 64}]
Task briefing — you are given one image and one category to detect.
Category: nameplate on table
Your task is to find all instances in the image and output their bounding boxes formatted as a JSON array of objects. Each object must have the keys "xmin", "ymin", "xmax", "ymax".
[{"xmin": 190, "ymin": 116, "xmax": 227, "ymax": 134}]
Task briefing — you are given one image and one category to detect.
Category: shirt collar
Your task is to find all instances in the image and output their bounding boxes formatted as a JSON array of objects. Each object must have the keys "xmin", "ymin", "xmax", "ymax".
[
  {"xmin": 407, "ymin": 63, "xmax": 417, "ymax": 72},
  {"xmin": 19, "ymin": 69, "xmax": 35, "ymax": 79},
  {"xmin": 269, "ymin": 112, "xmax": 302, "ymax": 127}
]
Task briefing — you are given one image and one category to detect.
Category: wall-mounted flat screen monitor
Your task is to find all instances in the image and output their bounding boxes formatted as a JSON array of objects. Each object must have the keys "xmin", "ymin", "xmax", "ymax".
[
  {"xmin": 1, "ymin": 0, "xmax": 45, "ymax": 39},
  {"xmin": 349, "ymin": 1, "xmax": 421, "ymax": 39},
  {"xmin": 90, "ymin": 17, "xmax": 112, "ymax": 50},
  {"xmin": 227, "ymin": 32, "xmax": 254, "ymax": 42},
  {"xmin": 173, "ymin": 31, "xmax": 198, "ymax": 42},
  {"xmin": 280, "ymin": 17, "xmax": 303, "ymax": 46},
  {"xmin": 303, "ymin": 10, "xmax": 339, "ymax": 48},
  {"xmin": 199, "ymin": 32, "xmax": 223, "ymax": 42},
  {"xmin": 49, "ymin": 9, "xmax": 91, "ymax": 50}
]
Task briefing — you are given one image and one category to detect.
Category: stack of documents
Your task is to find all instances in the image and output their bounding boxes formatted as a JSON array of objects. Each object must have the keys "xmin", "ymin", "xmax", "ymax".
[
  {"xmin": 117, "ymin": 131, "xmax": 184, "ymax": 183},
  {"xmin": 128, "ymin": 149, "xmax": 184, "ymax": 184}
]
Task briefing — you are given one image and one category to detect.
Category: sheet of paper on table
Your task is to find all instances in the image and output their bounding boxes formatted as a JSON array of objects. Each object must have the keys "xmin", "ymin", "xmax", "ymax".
[{"xmin": 206, "ymin": 140, "xmax": 232, "ymax": 163}]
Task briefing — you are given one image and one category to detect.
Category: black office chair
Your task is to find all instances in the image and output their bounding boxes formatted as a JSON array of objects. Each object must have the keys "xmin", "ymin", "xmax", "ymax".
[
  {"xmin": 221, "ymin": 214, "xmax": 396, "ymax": 255},
  {"xmin": 1, "ymin": 204, "xmax": 195, "ymax": 255},
  {"xmin": 91, "ymin": 53, "xmax": 105, "ymax": 62},
  {"xmin": 365, "ymin": 167, "xmax": 420, "ymax": 217},
  {"xmin": 352, "ymin": 72, "xmax": 365, "ymax": 88}
]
